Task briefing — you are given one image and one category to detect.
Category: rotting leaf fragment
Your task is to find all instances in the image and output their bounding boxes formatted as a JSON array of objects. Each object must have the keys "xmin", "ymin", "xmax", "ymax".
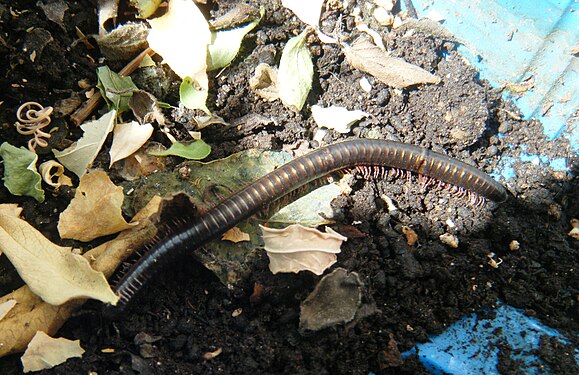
[
  {"xmin": 344, "ymin": 38, "xmax": 441, "ymax": 88},
  {"xmin": 21, "ymin": 331, "xmax": 84, "ymax": 373}
]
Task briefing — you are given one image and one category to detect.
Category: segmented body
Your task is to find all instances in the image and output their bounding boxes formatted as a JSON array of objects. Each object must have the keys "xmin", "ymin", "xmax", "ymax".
[{"xmin": 109, "ymin": 139, "xmax": 507, "ymax": 313}]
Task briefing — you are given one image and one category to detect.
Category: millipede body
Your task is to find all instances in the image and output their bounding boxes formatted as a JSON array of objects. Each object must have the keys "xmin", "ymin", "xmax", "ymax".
[{"xmin": 107, "ymin": 139, "xmax": 507, "ymax": 314}]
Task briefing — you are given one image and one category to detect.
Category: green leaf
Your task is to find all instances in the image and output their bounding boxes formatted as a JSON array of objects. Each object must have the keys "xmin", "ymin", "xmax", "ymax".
[
  {"xmin": 0, "ymin": 143, "xmax": 44, "ymax": 203},
  {"xmin": 207, "ymin": 8, "xmax": 264, "ymax": 71},
  {"xmin": 278, "ymin": 28, "xmax": 313, "ymax": 111},
  {"xmin": 96, "ymin": 66, "xmax": 138, "ymax": 113},
  {"xmin": 149, "ymin": 140, "xmax": 211, "ymax": 160},
  {"xmin": 179, "ymin": 76, "xmax": 210, "ymax": 113}
]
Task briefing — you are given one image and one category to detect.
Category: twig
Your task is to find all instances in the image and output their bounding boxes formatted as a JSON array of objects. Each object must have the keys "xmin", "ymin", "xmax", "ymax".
[{"xmin": 70, "ymin": 47, "xmax": 154, "ymax": 125}]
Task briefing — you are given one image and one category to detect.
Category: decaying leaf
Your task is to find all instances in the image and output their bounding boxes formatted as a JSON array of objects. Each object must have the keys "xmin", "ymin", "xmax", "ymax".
[
  {"xmin": 261, "ymin": 224, "xmax": 346, "ymax": 275},
  {"xmin": 344, "ymin": 38, "xmax": 441, "ymax": 88},
  {"xmin": 207, "ymin": 8, "xmax": 263, "ymax": 71},
  {"xmin": 249, "ymin": 63, "xmax": 279, "ymax": 101},
  {"xmin": 109, "ymin": 121, "xmax": 154, "ymax": 167},
  {"xmin": 58, "ymin": 170, "xmax": 136, "ymax": 241},
  {"xmin": 0, "ymin": 196, "xmax": 161, "ymax": 357},
  {"xmin": 128, "ymin": 90, "xmax": 166, "ymax": 126},
  {"xmin": 0, "ymin": 300, "xmax": 17, "ymax": 321},
  {"xmin": 97, "ymin": 0, "xmax": 118, "ymax": 35},
  {"xmin": 53, "ymin": 110, "xmax": 116, "ymax": 178},
  {"xmin": 21, "ymin": 331, "xmax": 84, "ymax": 373},
  {"xmin": 311, "ymin": 105, "xmax": 368, "ymax": 133},
  {"xmin": 299, "ymin": 268, "xmax": 363, "ymax": 331},
  {"xmin": 282, "ymin": 0, "xmax": 324, "ymax": 27},
  {"xmin": 94, "ymin": 23, "xmax": 149, "ymax": 61},
  {"xmin": 278, "ymin": 28, "xmax": 313, "ymax": 111},
  {"xmin": 221, "ymin": 227, "xmax": 250, "ymax": 243},
  {"xmin": 131, "ymin": 0, "xmax": 162, "ymax": 18},
  {"xmin": 149, "ymin": 139, "xmax": 211, "ymax": 160},
  {"xmin": 116, "ymin": 142, "xmax": 167, "ymax": 181},
  {"xmin": 38, "ymin": 161, "xmax": 73, "ymax": 189},
  {"xmin": 0, "ymin": 211, "xmax": 118, "ymax": 306},
  {"xmin": 0, "ymin": 143, "xmax": 45, "ymax": 203},
  {"xmin": 96, "ymin": 66, "xmax": 138, "ymax": 112}
]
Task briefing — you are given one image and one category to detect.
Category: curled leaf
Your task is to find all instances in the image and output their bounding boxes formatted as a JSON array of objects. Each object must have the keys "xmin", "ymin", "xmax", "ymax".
[
  {"xmin": 278, "ymin": 28, "xmax": 313, "ymax": 111},
  {"xmin": 149, "ymin": 139, "xmax": 211, "ymax": 160},
  {"xmin": 0, "ymin": 212, "xmax": 118, "ymax": 305},
  {"xmin": 21, "ymin": 331, "xmax": 84, "ymax": 373},
  {"xmin": 260, "ymin": 224, "xmax": 346, "ymax": 275},
  {"xmin": 58, "ymin": 170, "xmax": 136, "ymax": 242},
  {"xmin": 53, "ymin": 110, "xmax": 116, "ymax": 178},
  {"xmin": 95, "ymin": 23, "xmax": 149, "ymax": 61},
  {"xmin": 311, "ymin": 105, "xmax": 368, "ymax": 133},
  {"xmin": 180, "ymin": 76, "xmax": 210, "ymax": 113},
  {"xmin": 344, "ymin": 38, "xmax": 441, "ymax": 88},
  {"xmin": 38, "ymin": 161, "xmax": 73, "ymax": 189},
  {"xmin": 0, "ymin": 143, "xmax": 44, "ymax": 203},
  {"xmin": 109, "ymin": 121, "xmax": 154, "ymax": 167},
  {"xmin": 249, "ymin": 63, "xmax": 279, "ymax": 101}
]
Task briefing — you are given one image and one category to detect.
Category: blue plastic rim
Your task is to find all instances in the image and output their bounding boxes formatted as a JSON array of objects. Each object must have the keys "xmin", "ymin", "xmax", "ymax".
[{"xmin": 396, "ymin": 1, "xmax": 579, "ymax": 373}]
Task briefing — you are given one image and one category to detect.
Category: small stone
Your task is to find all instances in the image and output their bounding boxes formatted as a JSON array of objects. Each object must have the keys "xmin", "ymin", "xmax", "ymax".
[
  {"xmin": 508, "ymin": 240, "xmax": 520, "ymax": 251},
  {"xmin": 373, "ymin": 7, "xmax": 394, "ymax": 26},
  {"xmin": 359, "ymin": 77, "xmax": 372, "ymax": 92}
]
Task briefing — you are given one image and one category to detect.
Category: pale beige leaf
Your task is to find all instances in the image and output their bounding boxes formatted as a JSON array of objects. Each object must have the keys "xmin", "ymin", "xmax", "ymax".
[
  {"xmin": 260, "ymin": 224, "xmax": 347, "ymax": 275},
  {"xmin": 221, "ymin": 227, "xmax": 250, "ymax": 243},
  {"xmin": 0, "ymin": 299, "xmax": 17, "ymax": 321},
  {"xmin": 249, "ymin": 63, "xmax": 279, "ymax": 101},
  {"xmin": 58, "ymin": 170, "xmax": 136, "ymax": 241},
  {"xmin": 38, "ymin": 161, "xmax": 73, "ymax": 189},
  {"xmin": 109, "ymin": 121, "xmax": 154, "ymax": 167},
  {"xmin": 0, "ymin": 214, "xmax": 118, "ymax": 306},
  {"xmin": 0, "ymin": 197, "xmax": 161, "ymax": 358},
  {"xmin": 0, "ymin": 204, "xmax": 23, "ymax": 257},
  {"xmin": 53, "ymin": 110, "xmax": 116, "ymax": 178},
  {"xmin": 21, "ymin": 331, "xmax": 84, "ymax": 372},
  {"xmin": 344, "ymin": 38, "xmax": 441, "ymax": 88},
  {"xmin": 147, "ymin": 0, "xmax": 210, "ymax": 82},
  {"xmin": 282, "ymin": 0, "xmax": 324, "ymax": 27},
  {"xmin": 311, "ymin": 105, "xmax": 368, "ymax": 133}
]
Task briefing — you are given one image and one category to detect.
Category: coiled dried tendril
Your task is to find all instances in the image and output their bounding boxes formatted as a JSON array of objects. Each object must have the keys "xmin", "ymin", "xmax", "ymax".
[{"xmin": 14, "ymin": 101, "xmax": 54, "ymax": 152}]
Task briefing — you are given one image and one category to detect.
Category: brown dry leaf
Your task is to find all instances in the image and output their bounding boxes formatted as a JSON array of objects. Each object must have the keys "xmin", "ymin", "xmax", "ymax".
[
  {"xmin": 0, "ymin": 212, "xmax": 118, "ymax": 306},
  {"xmin": 21, "ymin": 331, "xmax": 84, "ymax": 372},
  {"xmin": 344, "ymin": 38, "xmax": 441, "ymax": 88},
  {"xmin": 0, "ymin": 300, "xmax": 17, "ymax": 321},
  {"xmin": 260, "ymin": 224, "xmax": 346, "ymax": 275},
  {"xmin": 58, "ymin": 170, "xmax": 136, "ymax": 241},
  {"xmin": 38, "ymin": 161, "xmax": 73, "ymax": 189},
  {"xmin": 221, "ymin": 227, "xmax": 250, "ymax": 243},
  {"xmin": 0, "ymin": 196, "xmax": 161, "ymax": 357}
]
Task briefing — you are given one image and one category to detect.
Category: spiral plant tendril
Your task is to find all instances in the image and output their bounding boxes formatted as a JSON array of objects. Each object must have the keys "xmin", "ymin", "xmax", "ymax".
[{"xmin": 14, "ymin": 101, "xmax": 54, "ymax": 152}]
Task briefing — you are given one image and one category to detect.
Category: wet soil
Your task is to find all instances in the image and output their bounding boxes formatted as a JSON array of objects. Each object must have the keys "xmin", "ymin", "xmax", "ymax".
[{"xmin": 0, "ymin": 0, "xmax": 577, "ymax": 374}]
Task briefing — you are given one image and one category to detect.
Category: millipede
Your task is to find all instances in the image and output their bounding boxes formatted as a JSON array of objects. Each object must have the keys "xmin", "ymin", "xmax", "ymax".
[{"xmin": 104, "ymin": 139, "xmax": 507, "ymax": 316}]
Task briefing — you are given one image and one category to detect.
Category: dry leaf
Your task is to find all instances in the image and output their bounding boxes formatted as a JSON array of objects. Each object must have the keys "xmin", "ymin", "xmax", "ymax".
[
  {"xmin": 109, "ymin": 121, "xmax": 154, "ymax": 167},
  {"xmin": 0, "ymin": 300, "xmax": 17, "ymax": 321},
  {"xmin": 21, "ymin": 331, "xmax": 84, "ymax": 372},
  {"xmin": 311, "ymin": 105, "xmax": 368, "ymax": 133},
  {"xmin": 249, "ymin": 63, "xmax": 279, "ymax": 101},
  {"xmin": 344, "ymin": 38, "xmax": 441, "ymax": 88},
  {"xmin": 0, "ymin": 204, "xmax": 23, "ymax": 256},
  {"xmin": 95, "ymin": 23, "xmax": 149, "ymax": 61},
  {"xmin": 260, "ymin": 224, "xmax": 346, "ymax": 275},
  {"xmin": 0, "ymin": 196, "xmax": 161, "ymax": 357},
  {"xmin": 58, "ymin": 170, "xmax": 136, "ymax": 241},
  {"xmin": 221, "ymin": 227, "xmax": 250, "ymax": 243},
  {"xmin": 53, "ymin": 110, "xmax": 116, "ymax": 178},
  {"xmin": 147, "ymin": 0, "xmax": 210, "ymax": 81},
  {"xmin": 0, "ymin": 213, "xmax": 118, "ymax": 306},
  {"xmin": 282, "ymin": 0, "xmax": 324, "ymax": 27},
  {"xmin": 38, "ymin": 161, "xmax": 73, "ymax": 189}
]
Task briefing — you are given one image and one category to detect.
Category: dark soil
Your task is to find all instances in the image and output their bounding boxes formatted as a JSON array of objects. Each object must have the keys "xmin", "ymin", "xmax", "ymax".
[{"xmin": 0, "ymin": 1, "xmax": 577, "ymax": 374}]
